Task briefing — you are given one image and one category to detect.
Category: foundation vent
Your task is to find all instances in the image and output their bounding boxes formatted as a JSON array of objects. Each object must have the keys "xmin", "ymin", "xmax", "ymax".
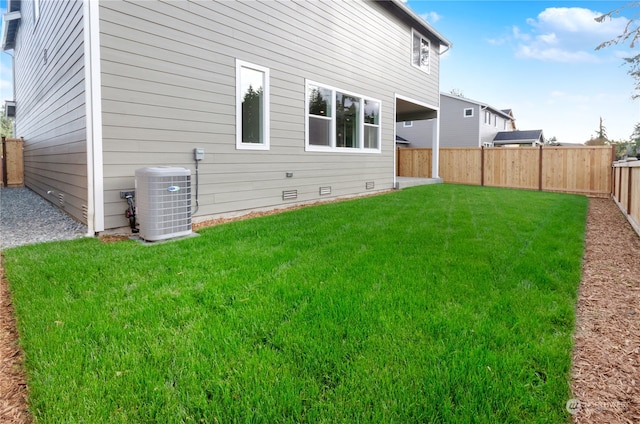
[
  {"xmin": 319, "ymin": 186, "xmax": 331, "ymax": 196},
  {"xmin": 282, "ymin": 190, "xmax": 298, "ymax": 200},
  {"xmin": 365, "ymin": 181, "xmax": 375, "ymax": 190}
]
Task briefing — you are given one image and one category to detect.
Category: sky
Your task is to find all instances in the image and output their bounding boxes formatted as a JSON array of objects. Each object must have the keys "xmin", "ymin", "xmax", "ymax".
[
  {"xmin": 406, "ymin": 0, "xmax": 640, "ymax": 143},
  {"xmin": 1, "ymin": 1, "xmax": 639, "ymax": 143}
]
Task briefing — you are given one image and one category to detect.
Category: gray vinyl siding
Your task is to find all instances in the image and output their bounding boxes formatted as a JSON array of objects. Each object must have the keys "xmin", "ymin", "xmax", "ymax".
[
  {"xmin": 13, "ymin": 0, "xmax": 88, "ymax": 223},
  {"xmin": 439, "ymin": 96, "xmax": 480, "ymax": 147},
  {"xmin": 99, "ymin": 0, "xmax": 443, "ymax": 229},
  {"xmin": 395, "ymin": 120, "xmax": 436, "ymax": 148},
  {"xmin": 396, "ymin": 96, "xmax": 480, "ymax": 148}
]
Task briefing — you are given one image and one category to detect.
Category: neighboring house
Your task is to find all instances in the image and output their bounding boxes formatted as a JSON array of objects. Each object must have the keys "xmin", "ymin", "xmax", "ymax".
[
  {"xmin": 396, "ymin": 92, "xmax": 520, "ymax": 148},
  {"xmin": 1, "ymin": 0, "xmax": 450, "ymax": 234},
  {"xmin": 493, "ymin": 130, "xmax": 544, "ymax": 147}
]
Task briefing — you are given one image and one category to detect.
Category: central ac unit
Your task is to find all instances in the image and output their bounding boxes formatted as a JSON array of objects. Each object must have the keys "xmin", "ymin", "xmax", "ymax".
[{"xmin": 135, "ymin": 167, "xmax": 192, "ymax": 241}]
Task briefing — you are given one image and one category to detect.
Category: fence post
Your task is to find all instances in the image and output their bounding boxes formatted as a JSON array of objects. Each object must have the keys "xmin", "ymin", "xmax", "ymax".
[
  {"xmin": 628, "ymin": 167, "xmax": 633, "ymax": 215},
  {"xmin": 538, "ymin": 145, "xmax": 543, "ymax": 191},
  {"xmin": 480, "ymin": 146, "xmax": 485, "ymax": 186},
  {"xmin": 1, "ymin": 136, "xmax": 6, "ymax": 187}
]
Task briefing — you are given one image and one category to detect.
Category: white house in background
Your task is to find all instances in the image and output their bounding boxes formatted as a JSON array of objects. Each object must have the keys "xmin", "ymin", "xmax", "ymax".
[
  {"xmin": 1, "ymin": 0, "xmax": 451, "ymax": 234},
  {"xmin": 397, "ymin": 92, "xmax": 543, "ymax": 148}
]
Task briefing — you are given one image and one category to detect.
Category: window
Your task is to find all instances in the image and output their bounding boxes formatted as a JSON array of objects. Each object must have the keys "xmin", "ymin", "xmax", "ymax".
[
  {"xmin": 236, "ymin": 60, "xmax": 269, "ymax": 150},
  {"xmin": 403, "ymin": 121, "xmax": 413, "ymax": 127},
  {"xmin": 464, "ymin": 108, "xmax": 473, "ymax": 117},
  {"xmin": 484, "ymin": 111, "xmax": 491, "ymax": 125},
  {"xmin": 306, "ymin": 81, "xmax": 381, "ymax": 152},
  {"xmin": 34, "ymin": 0, "xmax": 40, "ymax": 23},
  {"xmin": 411, "ymin": 29, "xmax": 430, "ymax": 73}
]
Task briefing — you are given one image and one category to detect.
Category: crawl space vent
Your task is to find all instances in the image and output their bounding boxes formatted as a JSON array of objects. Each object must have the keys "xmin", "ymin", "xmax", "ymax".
[
  {"xmin": 319, "ymin": 186, "xmax": 331, "ymax": 196},
  {"xmin": 365, "ymin": 181, "xmax": 375, "ymax": 190},
  {"xmin": 282, "ymin": 190, "xmax": 298, "ymax": 200}
]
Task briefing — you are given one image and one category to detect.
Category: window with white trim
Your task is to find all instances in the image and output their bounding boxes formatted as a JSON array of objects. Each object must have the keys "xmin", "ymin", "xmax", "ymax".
[
  {"xmin": 464, "ymin": 108, "xmax": 473, "ymax": 117},
  {"xmin": 412, "ymin": 29, "xmax": 430, "ymax": 73},
  {"xmin": 236, "ymin": 60, "xmax": 269, "ymax": 150},
  {"xmin": 403, "ymin": 121, "xmax": 413, "ymax": 127},
  {"xmin": 306, "ymin": 81, "xmax": 381, "ymax": 152},
  {"xmin": 32, "ymin": 0, "xmax": 40, "ymax": 23}
]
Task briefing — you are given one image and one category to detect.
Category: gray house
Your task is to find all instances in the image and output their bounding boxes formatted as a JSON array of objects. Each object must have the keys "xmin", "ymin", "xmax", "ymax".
[
  {"xmin": 397, "ymin": 92, "xmax": 517, "ymax": 148},
  {"xmin": 2, "ymin": 0, "xmax": 450, "ymax": 234}
]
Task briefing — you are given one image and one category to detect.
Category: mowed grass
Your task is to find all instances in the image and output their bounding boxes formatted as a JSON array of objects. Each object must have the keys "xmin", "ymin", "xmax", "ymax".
[{"xmin": 3, "ymin": 184, "xmax": 588, "ymax": 423}]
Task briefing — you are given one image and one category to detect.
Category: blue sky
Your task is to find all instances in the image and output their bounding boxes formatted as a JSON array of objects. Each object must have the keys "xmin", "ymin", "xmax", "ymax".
[
  {"xmin": 1, "ymin": 1, "xmax": 638, "ymax": 143},
  {"xmin": 407, "ymin": 0, "xmax": 640, "ymax": 143}
]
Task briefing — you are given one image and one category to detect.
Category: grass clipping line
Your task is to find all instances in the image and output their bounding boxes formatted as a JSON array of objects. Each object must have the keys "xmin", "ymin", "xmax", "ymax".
[
  {"xmin": 571, "ymin": 198, "xmax": 640, "ymax": 423},
  {"xmin": 0, "ymin": 255, "xmax": 31, "ymax": 424}
]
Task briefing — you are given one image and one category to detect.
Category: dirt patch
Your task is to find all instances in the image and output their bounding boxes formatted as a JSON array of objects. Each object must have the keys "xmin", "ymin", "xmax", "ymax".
[
  {"xmin": 0, "ymin": 197, "xmax": 638, "ymax": 422},
  {"xmin": 0, "ymin": 257, "xmax": 30, "ymax": 424},
  {"xmin": 570, "ymin": 198, "xmax": 640, "ymax": 422}
]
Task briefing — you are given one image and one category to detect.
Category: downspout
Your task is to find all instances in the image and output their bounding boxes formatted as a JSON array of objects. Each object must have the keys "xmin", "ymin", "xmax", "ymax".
[
  {"xmin": 479, "ymin": 105, "xmax": 487, "ymax": 147},
  {"xmin": 83, "ymin": 0, "xmax": 104, "ymax": 235},
  {"xmin": 393, "ymin": 96, "xmax": 397, "ymax": 189},
  {"xmin": 432, "ymin": 111, "xmax": 440, "ymax": 179}
]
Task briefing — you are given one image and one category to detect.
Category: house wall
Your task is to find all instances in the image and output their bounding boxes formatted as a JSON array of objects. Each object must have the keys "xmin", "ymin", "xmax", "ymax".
[
  {"xmin": 396, "ymin": 95, "xmax": 480, "ymax": 148},
  {"xmin": 395, "ymin": 120, "xmax": 436, "ymax": 148},
  {"xmin": 98, "ymin": 0, "xmax": 443, "ymax": 229},
  {"xmin": 479, "ymin": 109, "xmax": 511, "ymax": 146},
  {"xmin": 12, "ymin": 0, "xmax": 88, "ymax": 223},
  {"xmin": 439, "ymin": 96, "xmax": 480, "ymax": 147}
]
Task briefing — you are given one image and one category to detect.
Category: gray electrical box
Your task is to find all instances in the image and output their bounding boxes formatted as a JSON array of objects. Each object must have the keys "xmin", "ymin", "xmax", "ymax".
[{"xmin": 194, "ymin": 148, "xmax": 204, "ymax": 161}]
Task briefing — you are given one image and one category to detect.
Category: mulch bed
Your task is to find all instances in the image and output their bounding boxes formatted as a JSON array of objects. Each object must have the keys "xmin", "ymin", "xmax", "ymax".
[
  {"xmin": 570, "ymin": 198, "xmax": 640, "ymax": 422},
  {"xmin": 0, "ymin": 197, "xmax": 638, "ymax": 423}
]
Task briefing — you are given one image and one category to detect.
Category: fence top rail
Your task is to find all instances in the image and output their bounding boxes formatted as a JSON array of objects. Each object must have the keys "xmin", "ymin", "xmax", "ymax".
[{"xmin": 613, "ymin": 159, "xmax": 640, "ymax": 168}]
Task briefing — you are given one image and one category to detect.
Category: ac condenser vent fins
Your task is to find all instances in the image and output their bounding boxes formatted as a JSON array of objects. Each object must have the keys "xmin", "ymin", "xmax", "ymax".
[
  {"xmin": 282, "ymin": 190, "xmax": 298, "ymax": 200},
  {"xmin": 135, "ymin": 167, "xmax": 192, "ymax": 242}
]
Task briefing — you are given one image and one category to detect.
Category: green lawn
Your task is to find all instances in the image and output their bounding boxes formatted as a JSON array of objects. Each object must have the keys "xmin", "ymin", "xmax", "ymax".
[{"xmin": 3, "ymin": 184, "xmax": 588, "ymax": 423}]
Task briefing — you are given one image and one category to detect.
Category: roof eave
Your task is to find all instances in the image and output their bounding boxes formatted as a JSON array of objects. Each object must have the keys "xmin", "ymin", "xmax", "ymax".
[
  {"xmin": 388, "ymin": 0, "xmax": 452, "ymax": 48},
  {"xmin": 1, "ymin": 10, "xmax": 21, "ymax": 51}
]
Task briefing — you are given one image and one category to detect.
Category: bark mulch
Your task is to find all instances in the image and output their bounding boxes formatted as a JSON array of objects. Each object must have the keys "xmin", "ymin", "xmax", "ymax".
[
  {"xmin": 570, "ymin": 198, "xmax": 640, "ymax": 423},
  {"xmin": 0, "ymin": 197, "xmax": 638, "ymax": 423}
]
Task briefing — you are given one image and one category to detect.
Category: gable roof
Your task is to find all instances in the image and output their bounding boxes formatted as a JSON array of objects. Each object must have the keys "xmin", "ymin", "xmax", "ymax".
[
  {"xmin": 440, "ymin": 92, "xmax": 513, "ymax": 120},
  {"xmin": 493, "ymin": 130, "xmax": 544, "ymax": 145}
]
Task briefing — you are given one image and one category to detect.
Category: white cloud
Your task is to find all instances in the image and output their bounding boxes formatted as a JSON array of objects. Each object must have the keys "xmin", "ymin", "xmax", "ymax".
[
  {"xmin": 420, "ymin": 11, "xmax": 441, "ymax": 24},
  {"xmin": 512, "ymin": 7, "xmax": 631, "ymax": 63}
]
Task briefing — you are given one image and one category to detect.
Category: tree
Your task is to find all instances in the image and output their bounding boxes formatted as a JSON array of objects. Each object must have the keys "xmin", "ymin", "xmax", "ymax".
[
  {"xmin": 545, "ymin": 136, "xmax": 559, "ymax": 145},
  {"xmin": 449, "ymin": 88, "xmax": 465, "ymax": 97},
  {"xmin": 596, "ymin": 3, "xmax": 640, "ymax": 98},
  {"xmin": 595, "ymin": 116, "xmax": 608, "ymax": 140},
  {"xmin": 0, "ymin": 105, "xmax": 13, "ymax": 138},
  {"xmin": 241, "ymin": 85, "xmax": 263, "ymax": 143}
]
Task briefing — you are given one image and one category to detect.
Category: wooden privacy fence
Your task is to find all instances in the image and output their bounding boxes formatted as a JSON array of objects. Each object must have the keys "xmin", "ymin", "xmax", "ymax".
[
  {"xmin": 398, "ymin": 146, "xmax": 615, "ymax": 197},
  {"xmin": 612, "ymin": 159, "xmax": 640, "ymax": 236},
  {"xmin": 1, "ymin": 137, "xmax": 24, "ymax": 187}
]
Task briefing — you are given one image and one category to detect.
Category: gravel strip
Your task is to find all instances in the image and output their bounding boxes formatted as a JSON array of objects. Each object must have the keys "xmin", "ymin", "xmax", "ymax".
[{"xmin": 0, "ymin": 187, "xmax": 87, "ymax": 250}]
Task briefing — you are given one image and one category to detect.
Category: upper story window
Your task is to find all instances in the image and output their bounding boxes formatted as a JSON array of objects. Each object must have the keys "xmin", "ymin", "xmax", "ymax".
[
  {"xmin": 236, "ymin": 60, "xmax": 270, "ymax": 150},
  {"xmin": 484, "ymin": 111, "xmax": 491, "ymax": 125},
  {"xmin": 306, "ymin": 81, "xmax": 381, "ymax": 153},
  {"xmin": 34, "ymin": 0, "xmax": 40, "ymax": 23},
  {"xmin": 464, "ymin": 108, "xmax": 473, "ymax": 117},
  {"xmin": 403, "ymin": 121, "xmax": 413, "ymax": 127},
  {"xmin": 411, "ymin": 29, "xmax": 430, "ymax": 73}
]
